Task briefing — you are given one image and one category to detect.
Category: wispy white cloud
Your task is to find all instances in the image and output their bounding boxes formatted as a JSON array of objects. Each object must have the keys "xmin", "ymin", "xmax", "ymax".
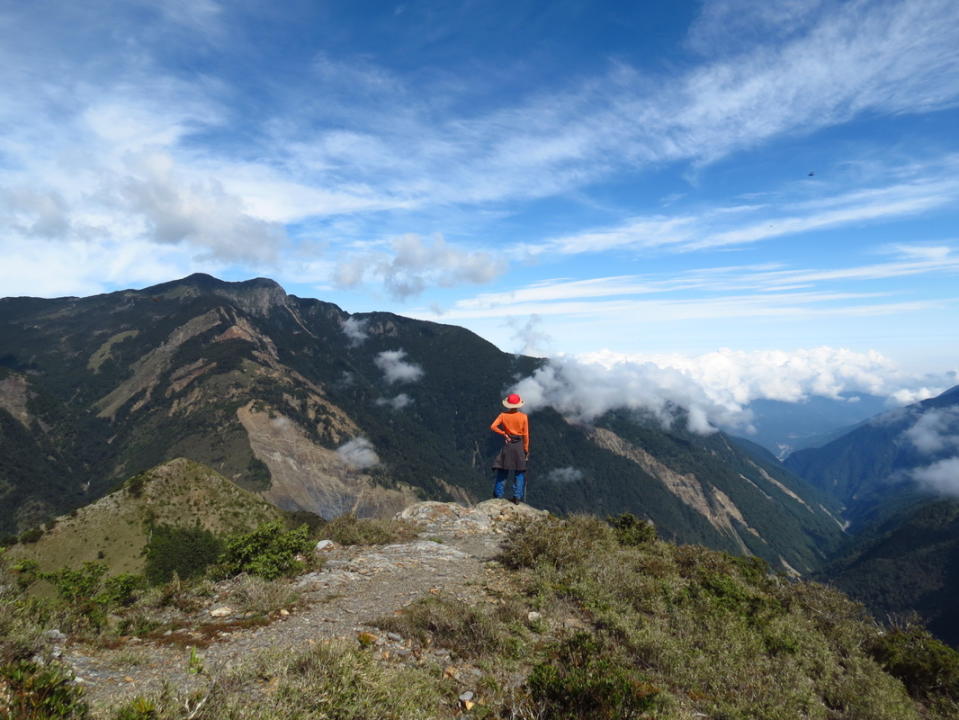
[
  {"xmin": 547, "ymin": 467, "xmax": 585, "ymax": 483},
  {"xmin": 376, "ymin": 393, "xmax": 413, "ymax": 410},
  {"xmin": 335, "ymin": 234, "xmax": 504, "ymax": 299},
  {"xmin": 913, "ymin": 457, "xmax": 959, "ymax": 496},
  {"xmin": 3, "ymin": 0, "xmax": 959, "ymax": 306},
  {"xmin": 905, "ymin": 408, "xmax": 959, "ymax": 454},
  {"xmin": 340, "ymin": 317, "xmax": 369, "ymax": 345},
  {"xmin": 532, "ymin": 166, "xmax": 959, "ymax": 257},
  {"xmin": 426, "ymin": 290, "xmax": 936, "ymax": 323}
]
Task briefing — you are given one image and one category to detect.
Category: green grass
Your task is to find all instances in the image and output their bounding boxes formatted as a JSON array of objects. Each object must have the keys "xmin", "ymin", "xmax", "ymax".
[
  {"xmin": 5, "ymin": 512, "xmax": 959, "ymax": 720},
  {"xmin": 105, "ymin": 640, "xmax": 452, "ymax": 720}
]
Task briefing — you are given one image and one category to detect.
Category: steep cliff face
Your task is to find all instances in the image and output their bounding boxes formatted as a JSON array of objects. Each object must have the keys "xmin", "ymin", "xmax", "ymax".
[{"xmin": 0, "ymin": 275, "xmax": 842, "ymax": 572}]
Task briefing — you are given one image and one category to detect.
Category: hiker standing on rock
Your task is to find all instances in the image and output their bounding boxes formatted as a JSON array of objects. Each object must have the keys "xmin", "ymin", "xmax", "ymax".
[{"xmin": 490, "ymin": 393, "xmax": 529, "ymax": 504}]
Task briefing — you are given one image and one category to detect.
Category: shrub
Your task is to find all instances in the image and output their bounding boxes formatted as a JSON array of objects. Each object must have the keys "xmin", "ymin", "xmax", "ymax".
[
  {"xmin": 144, "ymin": 524, "xmax": 222, "ymax": 585},
  {"xmin": 528, "ymin": 633, "xmax": 660, "ymax": 720},
  {"xmin": 125, "ymin": 473, "xmax": 146, "ymax": 499},
  {"xmin": 869, "ymin": 626, "xmax": 959, "ymax": 701},
  {"xmin": 19, "ymin": 527, "xmax": 44, "ymax": 544},
  {"xmin": 375, "ymin": 595, "xmax": 524, "ymax": 658},
  {"xmin": 44, "ymin": 562, "xmax": 107, "ymax": 604},
  {"xmin": 318, "ymin": 514, "xmax": 419, "ymax": 546},
  {"xmin": 499, "ymin": 515, "xmax": 617, "ymax": 570},
  {"xmin": 217, "ymin": 522, "xmax": 311, "ymax": 580},
  {"xmin": 0, "ymin": 660, "xmax": 89, "ymax": 719},
  {"xmin": 110, "ymin": 696, "xmax": 157, "ymax": 720},
  {"xmin": 99, "ymin": 574, "xmax": 145, "ymax": 607},
  {"xmin": 607, "ymin": 513, "xmax": 656, "ymax": 546},
  {"xmin": 11, "ymin": 559, "xmax": 40, "ymax": 590}
]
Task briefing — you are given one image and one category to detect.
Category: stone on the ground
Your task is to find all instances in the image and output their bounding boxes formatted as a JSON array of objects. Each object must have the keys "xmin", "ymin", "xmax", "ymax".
[
  {"xmin": 210, "ymin": 606, "xmax": 233, "ymax": 618},
  {"xmin": 315, "ymin": 539, "xmax": 336, "ymax": 551},
  {"xmin": 356, "ymin": 631, "xmax": 379, "ymax": 647},
  {"xmin": 527, "ymin": 611, "xmax": 542, "ymax": 622}
]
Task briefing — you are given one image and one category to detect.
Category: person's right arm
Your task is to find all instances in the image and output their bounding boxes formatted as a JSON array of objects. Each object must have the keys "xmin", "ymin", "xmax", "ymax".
[{"xmin": 490, "ymin": 413, "xmax": 510, "ymax": 442}]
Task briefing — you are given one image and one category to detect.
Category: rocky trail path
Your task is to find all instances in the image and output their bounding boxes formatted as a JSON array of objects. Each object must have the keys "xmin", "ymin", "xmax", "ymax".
[{"xmin": 61, "ymin": 500, "xmax": 545, "ymax": 715}]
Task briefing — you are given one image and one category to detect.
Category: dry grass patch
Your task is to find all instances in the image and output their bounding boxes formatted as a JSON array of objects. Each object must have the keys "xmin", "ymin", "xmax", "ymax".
[{"xmin": 318, "ymin": 514, "xmax": 419, "ymax": 546}]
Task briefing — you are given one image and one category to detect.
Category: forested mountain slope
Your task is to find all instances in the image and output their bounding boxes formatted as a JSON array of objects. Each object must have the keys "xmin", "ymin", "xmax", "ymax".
[
  {"xmin": 786, "ymin": 385, "xmax": 959, "ymax": 526},
  {"xmin": 0, "ymin": 274, "xmax": 842, "ymax": 572}
]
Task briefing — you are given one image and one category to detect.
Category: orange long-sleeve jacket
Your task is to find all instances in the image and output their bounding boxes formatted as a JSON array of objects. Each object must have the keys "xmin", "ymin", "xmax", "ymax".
[{"xmin": 490, "ymin": 411, "xmax": 530, "ymax": 453}]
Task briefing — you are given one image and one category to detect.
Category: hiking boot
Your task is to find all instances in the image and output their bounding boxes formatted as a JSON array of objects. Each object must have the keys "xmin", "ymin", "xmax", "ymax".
[{"xmin": 510, "ymin": 497, "xmax": 519, "ymax": 505}]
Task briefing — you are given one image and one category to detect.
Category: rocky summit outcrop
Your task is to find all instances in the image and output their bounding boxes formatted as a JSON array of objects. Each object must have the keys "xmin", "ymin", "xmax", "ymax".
[{"xmin": 397, "ymin": 499, "xmax": 548, "ymax": 537}]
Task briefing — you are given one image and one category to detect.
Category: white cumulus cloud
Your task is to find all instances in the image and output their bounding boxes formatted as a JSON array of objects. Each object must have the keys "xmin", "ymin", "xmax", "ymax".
[
  {"xmin": 374, "ymin": 349, "xmax": 424, "ymax": 384},
  {"xmin": 336, "ymin": 437, "xmax": 380, "ymax": 470}
]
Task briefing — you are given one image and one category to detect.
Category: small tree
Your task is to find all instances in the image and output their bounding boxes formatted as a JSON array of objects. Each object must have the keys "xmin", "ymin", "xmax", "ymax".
[{"xmin": 217, "ymin": 522, "xmax": 311, "ymax": 580}]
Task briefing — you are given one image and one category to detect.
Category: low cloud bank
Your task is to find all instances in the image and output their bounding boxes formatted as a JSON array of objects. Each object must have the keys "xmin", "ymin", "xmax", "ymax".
[
  {"xmin": 374, "ymin": 349, "xmax": 424, "ymax": 384},
  {"xmin": 336, "ymin": 437, "xmax": 379, "ymax": 470},
  {"xmin": 905, "ymin": 408, "xmax": 959, "ymax": 454},
  {"xmin": 511, "ymin": 348, "xmax": 954, "ymax": 435}
]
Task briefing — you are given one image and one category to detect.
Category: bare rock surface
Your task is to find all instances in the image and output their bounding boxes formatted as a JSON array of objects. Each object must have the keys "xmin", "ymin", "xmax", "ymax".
[{"xmin": 60, "ymin": 500, "xmax": 544, "ymax": 716}]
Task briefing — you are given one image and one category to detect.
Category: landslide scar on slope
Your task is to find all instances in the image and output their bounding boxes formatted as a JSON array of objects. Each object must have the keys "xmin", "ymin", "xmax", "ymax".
[
  {"xmin": 237, "ymin": 402, "xmax": 417, "ymax": 520},
  {"xmin": 588, "ymin": 427, "xmax": 761, "ymax": 552},
  {"xmin": 95, "ymin": 309, "xmax": 225, "ymax": 418},
  {"xmin": 0, "ymin": 373, "xmax": 32, "ymax": 428}
]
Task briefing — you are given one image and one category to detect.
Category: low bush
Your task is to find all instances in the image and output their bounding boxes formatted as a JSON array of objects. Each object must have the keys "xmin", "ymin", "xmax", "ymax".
[
  {"xmin": 375, "ymin": 594, "xmax": 525, "ymax": 658},
  {"xmin": 607, "ymin": 513, "xmax": 656, "ymax": 546},
  {"xmin": 0, "ymin": 660, "xmax": 89, "ymax": 719},
  {"xmin": 318, "ymin": 514, "xmax": 419, "ymax": 546},
  {"xmin": 144, "ymin": 524, "xmax": 223, "ymax": 585},
  {"xmin": 217, "ymin": 521, "xmax": 312, "ymax": 580},
  {"xmin": 18, "ymin": 527, "xmax": 44, "ymax": 544},
  {"xmin": 498, "ymin": 514, "xmax": 617, "ymax": 570},
  {"xmin": 528, "ymin": 632, "xmax": 661, "ymax": 720},
  {"xmin": 110, "ymin": 696, "xmax": 157, "ymax": 720},
  {"xmin": 869, "ymin": 625, "xmax": 959, "ymax": 701}
]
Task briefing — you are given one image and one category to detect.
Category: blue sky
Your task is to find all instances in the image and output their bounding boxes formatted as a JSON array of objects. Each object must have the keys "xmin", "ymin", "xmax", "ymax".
[{"xmin": 2, "ymin": 0, "xmax": 958, "ymax": 412}]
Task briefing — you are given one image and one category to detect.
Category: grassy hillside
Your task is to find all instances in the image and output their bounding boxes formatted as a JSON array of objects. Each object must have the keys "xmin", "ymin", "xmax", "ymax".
[
  {"xmin": 2, "ymin": 512, "xmax": 957, "ymax": 719},
  {"xmin": 4, "ymin": 458, "xmax": 283, "ymax": 576}
]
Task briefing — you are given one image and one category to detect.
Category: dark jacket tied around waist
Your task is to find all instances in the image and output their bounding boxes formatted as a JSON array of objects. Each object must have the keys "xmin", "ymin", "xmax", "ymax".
[{"xmin": 493, "ymin": 436, "xmax": 527, "ymax": 471}]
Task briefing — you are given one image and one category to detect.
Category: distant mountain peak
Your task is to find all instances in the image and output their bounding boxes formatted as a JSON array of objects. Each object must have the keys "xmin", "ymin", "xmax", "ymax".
[{"xmin": 143, "ymin": 273, "xmax": 288, "ymax": 316}]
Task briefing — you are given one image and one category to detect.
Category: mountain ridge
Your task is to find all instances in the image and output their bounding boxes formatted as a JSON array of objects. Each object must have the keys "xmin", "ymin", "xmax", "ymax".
[{"xmin": 0, "ymin": 274, "xmax": 843, "ymax": 573}]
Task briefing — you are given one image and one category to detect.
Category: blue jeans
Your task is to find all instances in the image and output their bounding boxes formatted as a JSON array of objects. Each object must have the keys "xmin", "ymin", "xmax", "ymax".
[{"xmin": 494, "ymin": 469, "xmax": 526, "ymax": 500}]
